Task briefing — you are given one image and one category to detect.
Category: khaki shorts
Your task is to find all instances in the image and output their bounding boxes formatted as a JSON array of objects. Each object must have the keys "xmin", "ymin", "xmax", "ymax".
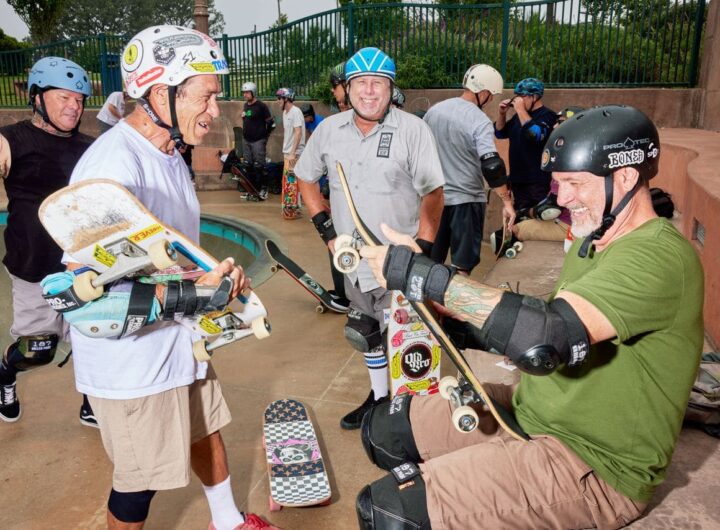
[
  {"xmin": 515, "ymin": 219, "xmax": 570, "ymax": 242},
  {"xmin": 88, "ymin": 364, "xmax": 231, "ymax": 492},
  {"xmin": 410, "ymin": 387, "xmax": 647, "ymax": 530}
]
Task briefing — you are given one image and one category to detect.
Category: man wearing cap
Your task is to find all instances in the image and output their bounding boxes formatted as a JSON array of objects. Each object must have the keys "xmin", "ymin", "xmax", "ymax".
[
  {"xmin": 495, "ymin": 77, "xmax": 557, "ymax": 211},
  {"xmin": 40, "ymin": 26, "xmax": 282, "ymax": 530},
  {"xmin": 423, "ymin": 64, "xmax": 515, "ymax": 274},
  {"xmin": 295, "ymin": 47, "xmax": 444, "ymax": 430},
  {"xmin": 354, "ymin": 105, "xmax": 703, "ymax": 530},
  {"xmin": 0, "ymin": 57, "xmax": 96, "ymax": 426}
]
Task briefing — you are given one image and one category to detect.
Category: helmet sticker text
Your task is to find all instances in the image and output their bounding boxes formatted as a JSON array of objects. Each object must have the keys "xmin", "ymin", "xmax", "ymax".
[{"xmin": 608, "ymin": 149, "xmax": 644, "ymax": 169}]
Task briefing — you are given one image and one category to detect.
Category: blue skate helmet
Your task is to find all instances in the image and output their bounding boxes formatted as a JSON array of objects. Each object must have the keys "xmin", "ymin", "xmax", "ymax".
[
  {"xmin": 514, "ymin": 78, "xmax": 544, "ymax": 98},
  {"xmin": 27, "ymin": 57, "xmax": 91, "ymax": 133},
  {"xmin": 345, "ymin": 47, "xmax": 396, "ymax": 82}
]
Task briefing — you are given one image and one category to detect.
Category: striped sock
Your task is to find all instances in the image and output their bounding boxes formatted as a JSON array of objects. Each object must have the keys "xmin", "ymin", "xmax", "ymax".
[{"xmin": 364, "ymin": 349, "xmax": 389, "ymax": 399}]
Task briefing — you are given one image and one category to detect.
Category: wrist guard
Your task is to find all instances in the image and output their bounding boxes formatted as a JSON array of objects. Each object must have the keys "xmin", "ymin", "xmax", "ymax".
[
  {"xmin": 415, "ymin": 238, "xmax": 433, "ymax": 257},
  {"xmin": 162, "ymin": 277, "xmax": 233, "ymax": 320},
  {"xmin": 383, "ymin": 245, "xmax": 453, "ymax": 303},
  {"xmin": 311, "ymin": 211, "xmax": 337, "ymax": 245}
]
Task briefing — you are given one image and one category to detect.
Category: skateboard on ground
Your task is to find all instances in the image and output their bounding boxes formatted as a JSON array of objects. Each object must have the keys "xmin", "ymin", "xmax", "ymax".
[
  {"xmin": 281, "ymin": 162, "xmax": 301, "ymax": 219},
  {"xmin": 388, "ymin": 292, "xmax": 441, "ymax": 396},
  {"xmin": 38, "ymin": 179, "xmax": 271, "ymax": 360},
  {"xmin": 265, "ymin": 239, "xmax": 348, "ymax": 314},
  {"xmin": 218, "ymin": 150, "xmax": 266, "ymax": 202},
  {"xmin": 263, "ymin": 399, "xmax": 331, "ymax": 511},
  {"xmin": 336, "ymin": 162, "xmax": 528, "ymax": 441}
]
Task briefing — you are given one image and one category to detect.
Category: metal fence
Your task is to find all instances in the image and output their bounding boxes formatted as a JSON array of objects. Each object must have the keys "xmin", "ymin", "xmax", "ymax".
[{"xmin": 0, "ymin": 0, "xmax": 707, "ymax": 107}]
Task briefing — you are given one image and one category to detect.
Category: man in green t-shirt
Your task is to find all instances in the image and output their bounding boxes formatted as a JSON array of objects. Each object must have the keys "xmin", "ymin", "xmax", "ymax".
[{"xmin": 353, "ymin": 105, "xmax": 704, "ymax": 530}]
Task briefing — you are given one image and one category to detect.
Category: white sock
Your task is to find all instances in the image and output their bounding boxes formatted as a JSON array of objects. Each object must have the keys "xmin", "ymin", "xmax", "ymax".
[
  {"xmin": 202, "ymin": 475, "xmax": 244, "ymax": 530},
  {"xmin": 364, "ymin": 350, "xmax": 389, "ymax": 399}
]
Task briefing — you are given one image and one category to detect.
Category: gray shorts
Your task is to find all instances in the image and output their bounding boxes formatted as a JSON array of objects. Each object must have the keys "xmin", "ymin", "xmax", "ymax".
[
  {"xmin": 6, "ymin": 269, "xmax": 69, "ymax": 341},
  {"xmin": 344, "ymin": 277, "xmax": 392, "ymax": 333},
  {"xmin": 242, "ymin": 138, "xmax": 267, "ymax": 167}
]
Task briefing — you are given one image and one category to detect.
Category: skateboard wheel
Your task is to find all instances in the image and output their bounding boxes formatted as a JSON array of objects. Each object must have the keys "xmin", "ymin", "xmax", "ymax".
[
  {"xmin": 452, "ymin": 405, "xmax": 479, "ymax": 433},
  {"xmin": 252, "ymin": 317, "xmax": 271, "ymax": 339},
  {"xmin": 333, "ymin": 248, "xmax": 360, "ymax": 274},
  {"xmin": 315, "ymin": 305, "xmax": 326, "ymax": 314},
  {"xmin": 505, "ymin": 247, "xmax": 517, "ymax": 259},
  {"xmin": 334, "ymin": 234, "xmax": 354, "ymax": 249},
  {"xmin": 269, "ymin": 496, "xmax": 283, "ymax": 512},
  {"xmin": 270, "ymin": 264, "xmax": 278, "ymax": 274},
  {"xmin": 73, "ymin": 270, "xmax": 103, "ymax": 302},
  {"xmin": 439, "ymin": 376, "xmax": 459, "ymax": 400},
  {"xmin": 148, "ymin": 239, "xmax": 177, "ymax": 270},
  {"xmin": 513, "ymin": 242, "xmax": 524, "ymax": 252},
  {"xmin": 192, "ymin": 340, "xmax": 211, "ymax": 362}
]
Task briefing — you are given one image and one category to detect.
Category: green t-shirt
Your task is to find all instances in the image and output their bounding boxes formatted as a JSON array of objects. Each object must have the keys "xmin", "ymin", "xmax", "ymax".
[{"xmin": 513, "ymin": 218, "xmax": 704, "ymax": 502}]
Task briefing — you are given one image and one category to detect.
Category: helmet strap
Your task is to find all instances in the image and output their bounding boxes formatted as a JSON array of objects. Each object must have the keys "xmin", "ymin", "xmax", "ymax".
[
  {"xmin": 577, "ymin": 174, "xmax": 641, "ymax": 258},
  {"xmin": 138, "ymin": 87, "xmax": 186, "ymax": 150},
  {"xmin": 474, "ymin": 91, "xmax": 490, "ymax": 110}
]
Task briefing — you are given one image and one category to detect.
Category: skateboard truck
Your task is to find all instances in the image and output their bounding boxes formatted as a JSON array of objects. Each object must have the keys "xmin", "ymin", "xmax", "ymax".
[
  {"xmin": 439, "ymin": 375, "xmax": 482, "ymax": 433},
  {"xmin": 332, "ymin": 234, "xmax": 361, "ymax": 274},
  {"xmin": 192, "ymin": 310, "xmax": 271, "ymax": 361},
  {"xmin": 73, "ymin": 239, "xmax": 178, "ymax": 301}
]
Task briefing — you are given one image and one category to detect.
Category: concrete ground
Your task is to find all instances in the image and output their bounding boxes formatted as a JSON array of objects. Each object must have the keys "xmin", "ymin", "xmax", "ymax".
[{"xmin": 0, "ymin": 190, "xmax": 718, "ymax": 529}]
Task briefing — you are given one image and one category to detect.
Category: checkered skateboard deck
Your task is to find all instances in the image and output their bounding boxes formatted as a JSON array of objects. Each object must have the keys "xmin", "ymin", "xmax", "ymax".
[{"xmin": 263, "ymin": 399, "xmax": 331, "ymax": 510}]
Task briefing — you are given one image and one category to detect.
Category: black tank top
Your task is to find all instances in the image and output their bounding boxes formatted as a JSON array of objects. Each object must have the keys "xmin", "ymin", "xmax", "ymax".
[{"xmin": 2, "ymin": 120, "xmax": 93, "ymax": 282}]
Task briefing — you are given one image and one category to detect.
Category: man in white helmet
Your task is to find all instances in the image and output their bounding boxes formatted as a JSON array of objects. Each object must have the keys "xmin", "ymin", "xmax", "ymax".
[
  {"xmin": 40, "ymin": 26, "xmax": 282, "ymax": 530},
  {"xmin": 241, "ymin": 81, "xmax": 274, "ymax": 197},
  {"xmin": 423, "ymin": 64, "xmax": 515, "ymax": 274}
]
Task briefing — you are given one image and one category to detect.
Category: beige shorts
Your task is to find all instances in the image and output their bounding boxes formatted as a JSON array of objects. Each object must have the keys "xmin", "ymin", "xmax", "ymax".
[
  {"xmin": 410, "ymin": 387, "xmax": 646, "ymax": 530},
  {"xmin": 515, "ymin": 219, "xmax": 570, "ymax": 242},
  {"xmin": 6, "ymin": 269, "xmax": 69, "ymax": 341},
  {"xmin": 88, "ymin": 364, "xmax": 231, "ymax": 492}
]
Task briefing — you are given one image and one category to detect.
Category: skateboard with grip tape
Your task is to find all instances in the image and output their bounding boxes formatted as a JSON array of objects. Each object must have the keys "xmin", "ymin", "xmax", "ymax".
[
  {"xmin": 38, "ymin": 179, "xmax": 271, "ymax": 360},
  {"xmin": 263, "ymin": 399, "xmax": 331, "ymax": 510},
  {"xmin": 335, "ymin": 161, "xmax": 528, "ymax": 441}
]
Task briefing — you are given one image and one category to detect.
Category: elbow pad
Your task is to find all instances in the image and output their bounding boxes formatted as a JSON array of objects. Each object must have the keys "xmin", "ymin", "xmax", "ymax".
[
  {"xmin": 480, "ymin": 293, "xmax": 590, "ymax": 375},
  {"xmin": 480, "ymin": 152, "xmax": 507, "ymax": 188}
]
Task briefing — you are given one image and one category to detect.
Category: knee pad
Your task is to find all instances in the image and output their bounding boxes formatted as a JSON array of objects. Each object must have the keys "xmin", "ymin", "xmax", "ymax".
[
  {"xmin": 361, "ymin": 393, "xmax": 420, "ymax": 471},
  {"xmin": 4, "ymin": 335, "xmax": 58, "ymax": 372},
  {"xmin": 345, "ymin": 310, "xmax": 382, "ymax": 352},
  {"xmin": 357, "ymin": 466, "xmax": 431, "ymax": 530},
  {"xmin": 108, "ymin": 489, "xmax": 156, "ymax": 523}
]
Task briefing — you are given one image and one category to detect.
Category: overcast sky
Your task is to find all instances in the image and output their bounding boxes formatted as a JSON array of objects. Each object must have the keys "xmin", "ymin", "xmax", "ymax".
[{"xmin": 0, "ymin": 0, "xmax": 339, "ymax": 40}]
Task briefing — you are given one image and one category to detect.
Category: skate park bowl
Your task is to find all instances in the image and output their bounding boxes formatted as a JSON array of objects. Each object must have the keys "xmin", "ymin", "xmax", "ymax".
[{"xmin": 0, "ymin": 212, "xmax": 277, "ymax": 346}]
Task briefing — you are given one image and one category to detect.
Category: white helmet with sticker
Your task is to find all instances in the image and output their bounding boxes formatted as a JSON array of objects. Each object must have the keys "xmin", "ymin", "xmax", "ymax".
[{"xmin": 122, "ymin": 25, "xmax": 229, "ymax": 99}]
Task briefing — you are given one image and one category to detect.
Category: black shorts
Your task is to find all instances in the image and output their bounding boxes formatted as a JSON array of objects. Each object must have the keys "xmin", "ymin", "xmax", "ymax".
[{"xmin": 430, "ymin": 202, "xmax": 485, "ymax": 272}]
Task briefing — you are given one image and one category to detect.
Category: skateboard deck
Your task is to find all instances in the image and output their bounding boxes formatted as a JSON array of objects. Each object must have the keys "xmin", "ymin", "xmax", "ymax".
[
  {"xmin": 265, "ymin": 239, "xmax": 348, "ymax": 314},
  {"xmin": 388, "ymin": 291, "xmax": 441, "ymax": 396},
  {"xmin": 231, "ymin": 164, "xmax": 265, "ymax": 201},
  {"xmin": 335, "ymin": 162, "xmax": 528, "ymax": 441},
  {"xmin": 263, "ymin": 399, "xmax": 331, "ymax": 510},
  {"xmin": 38, "ymin": 179, "xmax": 270, "ymax": 360},
  {"xmin": 281, "ymin": 161, "xmax": 301, "ymax": 220}
]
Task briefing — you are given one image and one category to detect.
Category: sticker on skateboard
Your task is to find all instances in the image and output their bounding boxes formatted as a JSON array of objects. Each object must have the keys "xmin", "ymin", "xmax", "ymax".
[
  {"xmin": 39, "ymin": 179, "xmax": 271, "ymax": 360},
  {"xmin": 282, "ymin": 163, "xmax": 300, "ymax": 219},
  {"xmin": 263, "ymin": 399, "xmax": 331, "ymax": 510},
  {"xmin": 266, "ymin": 239, "xmax": 348, "ymax": 314},
  {"xmin": 335, "ymin": 161, "xmax": 528, "ymax": 441}
]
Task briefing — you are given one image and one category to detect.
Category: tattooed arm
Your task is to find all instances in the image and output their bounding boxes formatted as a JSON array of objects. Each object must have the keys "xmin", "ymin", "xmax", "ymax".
[
  {"xmin": 442, "ymin": 274, "xmax": 505, "ymax": 329},
  {"xmin": 0, "ymin": 133, "xmax": 11, "ymax": 179}
]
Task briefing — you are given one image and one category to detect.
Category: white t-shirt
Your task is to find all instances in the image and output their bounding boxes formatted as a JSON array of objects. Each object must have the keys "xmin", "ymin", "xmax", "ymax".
[
  {"xmin": 282, "ymin": 105, "xmax": 306, "ymax": 156},
  {"xmin": 66, "ymin": 121, "xmax": 204, "ymax": 399},
  {"xmin": 96, "ymin": 92, "xmax": 125, "ymax": 126}
]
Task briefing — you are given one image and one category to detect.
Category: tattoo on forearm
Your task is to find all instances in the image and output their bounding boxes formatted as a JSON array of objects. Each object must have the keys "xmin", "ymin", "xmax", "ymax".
[{"xmin": 444, "ymin": 275, "xmax": 503, "ymax": 328}]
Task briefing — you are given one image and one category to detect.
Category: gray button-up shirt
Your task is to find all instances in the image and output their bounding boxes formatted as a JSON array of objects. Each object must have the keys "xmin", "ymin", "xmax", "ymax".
[{"xmin": 296, "ymin": 107, "xmax": 444, "ymax": 291}]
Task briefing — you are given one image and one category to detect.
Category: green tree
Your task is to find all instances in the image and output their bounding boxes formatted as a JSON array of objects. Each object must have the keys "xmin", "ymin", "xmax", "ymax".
[
  {"xmin": 7, "ymin": 0, "xmax": 68, "ymax": 44},
  {"xmin": 55, "ymin": 0, "xmax": 225, "ymax": 40}
]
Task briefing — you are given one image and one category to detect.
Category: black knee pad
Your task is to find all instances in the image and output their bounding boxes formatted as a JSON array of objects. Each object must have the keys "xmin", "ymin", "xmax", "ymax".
[
  {"xmin": 108, "ymin": 489, "xmax": 156, "ymax": 523},
  {"xmin": 357, "ymin": 465, "xmax": 431, "ymax": 530},
  {"xmin": 4, "ymin": 335, "xmax": 58, "ymax": 372},
  {"xmin": 361, "ymin": 393, "xmax": 420, "ymax": 471},
  {"xmin": 345, "ymin": 310, "xmax": 383, "ymax": 352}
]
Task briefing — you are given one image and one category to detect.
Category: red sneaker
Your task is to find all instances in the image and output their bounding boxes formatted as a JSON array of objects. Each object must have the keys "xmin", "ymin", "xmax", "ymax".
[{"xmin": 209, "ymin": 513, "xmax": 284, "ymax": 530}]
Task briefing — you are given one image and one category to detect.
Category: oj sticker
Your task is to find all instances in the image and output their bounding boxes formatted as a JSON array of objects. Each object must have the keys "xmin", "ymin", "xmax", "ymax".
[{"xmin": 93, "ymin": 244, "xmax": 117, "ymax": 267}]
